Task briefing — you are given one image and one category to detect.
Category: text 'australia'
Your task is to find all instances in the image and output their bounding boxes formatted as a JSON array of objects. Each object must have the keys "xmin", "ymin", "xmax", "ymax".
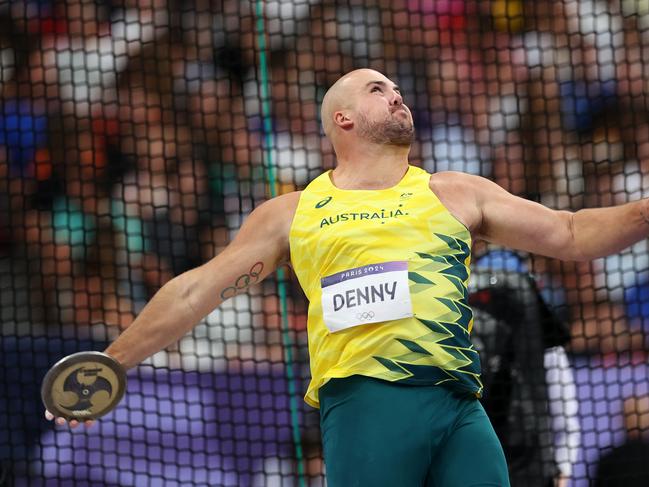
[
  {"xmin": 320, "ymin": 209, "xmax": 406, "ymax": 228},
  {"xmin": 333, "ymin": 282, "xmax": 397, "ymax": 311}
]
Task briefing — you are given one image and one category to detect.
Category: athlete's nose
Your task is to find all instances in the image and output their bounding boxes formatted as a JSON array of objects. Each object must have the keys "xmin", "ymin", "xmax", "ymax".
[{"xmin": 389, "ymin": 90, "xmax": 403, "ymax": 106}]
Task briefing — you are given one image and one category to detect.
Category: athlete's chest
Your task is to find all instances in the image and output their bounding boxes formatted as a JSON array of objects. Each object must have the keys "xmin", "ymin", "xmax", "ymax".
[{"xmin": 302, "ymin": 191, "xmax": 425, "ymax": 241}]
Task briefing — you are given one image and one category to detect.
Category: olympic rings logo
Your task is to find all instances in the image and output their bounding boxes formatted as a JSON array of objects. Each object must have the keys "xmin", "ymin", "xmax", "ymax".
[
  {"xmin": 356, "ymin": 311, "xmax": 375, "ymax": 321},
  {"xmin": 220, "ymin": 262, "xmax": 264, "ymax": 300}
]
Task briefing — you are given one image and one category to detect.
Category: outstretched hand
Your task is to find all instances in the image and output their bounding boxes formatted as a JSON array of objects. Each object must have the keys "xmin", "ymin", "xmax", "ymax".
[{"xmin": 45, "ymin": 409, "xmax": 95, "ymax": 429}]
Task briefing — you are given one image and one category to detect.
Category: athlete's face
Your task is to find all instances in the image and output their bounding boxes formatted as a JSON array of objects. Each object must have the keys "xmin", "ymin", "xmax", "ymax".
[{"xmin": 352, "ymin": 73, "xmax": 415, "ymax": 146}]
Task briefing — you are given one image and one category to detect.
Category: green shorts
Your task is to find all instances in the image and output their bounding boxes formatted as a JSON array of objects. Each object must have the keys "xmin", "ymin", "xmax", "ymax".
[{"xmin": 319, "ymin": 375, "xmax": 510, "ymax": 487}]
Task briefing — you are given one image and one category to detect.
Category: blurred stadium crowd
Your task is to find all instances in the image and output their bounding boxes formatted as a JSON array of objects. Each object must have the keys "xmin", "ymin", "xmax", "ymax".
[{"xmin": 2, "ymin": 0, "xmax": 649, "ymax": 485}]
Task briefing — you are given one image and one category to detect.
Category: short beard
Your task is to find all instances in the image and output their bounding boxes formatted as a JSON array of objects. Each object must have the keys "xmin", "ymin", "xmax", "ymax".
[{"xmin": 356, "ymin": 111, "xmax": 415, "ymax": 147}]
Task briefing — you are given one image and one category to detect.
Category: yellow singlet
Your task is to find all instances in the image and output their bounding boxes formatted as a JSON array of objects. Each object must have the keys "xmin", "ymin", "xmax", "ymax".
[{"xmin": 289, "ymin": 166, "xmax": 482, "ymax": 408}]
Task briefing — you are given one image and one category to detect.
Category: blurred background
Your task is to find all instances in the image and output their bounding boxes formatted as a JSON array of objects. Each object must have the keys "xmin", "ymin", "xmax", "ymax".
[{"xmin": 1, "ymin": 0, "xmax": 649, "ymax": 485}]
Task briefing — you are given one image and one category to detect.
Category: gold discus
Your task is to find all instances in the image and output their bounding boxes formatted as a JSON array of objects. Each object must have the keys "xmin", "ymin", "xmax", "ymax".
[{"xmin": 41, "ymin": 351, "xmax": 126, "ymax": 421}]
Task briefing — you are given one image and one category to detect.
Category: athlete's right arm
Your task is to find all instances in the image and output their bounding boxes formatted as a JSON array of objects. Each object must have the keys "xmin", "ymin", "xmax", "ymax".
[{"xmin": 46, "ymin": 191, "xmax": 300, "ymax": 426}]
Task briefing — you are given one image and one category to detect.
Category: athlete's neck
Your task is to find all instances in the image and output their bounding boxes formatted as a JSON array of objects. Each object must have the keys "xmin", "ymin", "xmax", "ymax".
[{"xmin": 331, "ymin": 143, "xmax": 410, "ymax": 190}]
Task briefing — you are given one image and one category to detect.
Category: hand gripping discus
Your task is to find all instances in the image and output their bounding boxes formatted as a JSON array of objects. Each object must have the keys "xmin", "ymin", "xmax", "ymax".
[{"xmin": 41, "ymin": 351, "xmax": 126, "ymax": 421}]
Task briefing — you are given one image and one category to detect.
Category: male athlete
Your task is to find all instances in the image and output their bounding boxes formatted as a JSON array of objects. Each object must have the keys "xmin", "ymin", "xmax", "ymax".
[{"xmin": 47, "ymin": 69, "xmax": 649, "ymax": 486}]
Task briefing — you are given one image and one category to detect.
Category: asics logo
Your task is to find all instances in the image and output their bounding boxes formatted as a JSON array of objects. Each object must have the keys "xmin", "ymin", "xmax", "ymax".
[{"xmin": 315, "ymin": 196, "xmax": 333, "ymax": 208}]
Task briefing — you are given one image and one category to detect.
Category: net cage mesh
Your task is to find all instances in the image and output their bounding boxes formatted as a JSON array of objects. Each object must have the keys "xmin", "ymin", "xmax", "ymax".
[{"xmin": 1, "ymin": 0, "xmax": 649, "ymax": 486}]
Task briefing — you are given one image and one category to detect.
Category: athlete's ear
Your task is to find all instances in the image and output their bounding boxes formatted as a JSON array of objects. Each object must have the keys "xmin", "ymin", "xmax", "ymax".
[{"xmin": 334, "ymin": 111, "xmax": 353, "ymax": 130}]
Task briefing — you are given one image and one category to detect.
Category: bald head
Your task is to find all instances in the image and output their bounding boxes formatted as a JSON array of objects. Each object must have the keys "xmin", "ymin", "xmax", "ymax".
[
  {"xmin": 321, "ymin": 69, "xmax": 391, "ymax": 138},
  {"xmin": 320, "ymin": 69, "xmax": 414, "ymax": 150}
]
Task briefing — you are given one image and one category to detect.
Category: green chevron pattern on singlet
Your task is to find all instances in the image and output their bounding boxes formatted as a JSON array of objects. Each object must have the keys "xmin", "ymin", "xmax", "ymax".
[{"xmin": 371, "ymin": 232, "xmax": 482, "ymax": 393}]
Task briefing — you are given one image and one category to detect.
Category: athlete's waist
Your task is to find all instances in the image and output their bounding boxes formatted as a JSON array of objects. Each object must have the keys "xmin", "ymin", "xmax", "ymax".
[{"xmin": 307, "ymin": 317, "xmax": 477, "ymax": 361}]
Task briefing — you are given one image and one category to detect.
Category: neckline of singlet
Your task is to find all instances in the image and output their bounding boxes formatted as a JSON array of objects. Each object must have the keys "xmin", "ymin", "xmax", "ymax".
[{"xmin": 324, "ymin": 165, "xmax": 415, "ymax": 193}]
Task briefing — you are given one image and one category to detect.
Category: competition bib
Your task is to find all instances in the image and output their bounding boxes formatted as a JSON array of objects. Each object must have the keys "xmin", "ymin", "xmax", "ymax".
[{"xmin": 321, "ymin": 261, "xmax": 413, "ymax": 332}]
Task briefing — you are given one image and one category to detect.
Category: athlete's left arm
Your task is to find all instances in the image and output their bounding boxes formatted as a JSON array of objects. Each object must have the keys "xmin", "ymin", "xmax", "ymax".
[{"xmin": 468, "ymin": 174, "xmax": 649, "ymax": 261}]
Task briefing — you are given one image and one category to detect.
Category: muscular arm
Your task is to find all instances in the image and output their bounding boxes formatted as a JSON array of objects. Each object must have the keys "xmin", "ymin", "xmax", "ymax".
[
  {"xmin": 104, "ymin": 192, "xmax": 300, "ymax": 369},
  {"xmin": 432, "ymin": 172, "xmax": 649, "ymax": 261}
]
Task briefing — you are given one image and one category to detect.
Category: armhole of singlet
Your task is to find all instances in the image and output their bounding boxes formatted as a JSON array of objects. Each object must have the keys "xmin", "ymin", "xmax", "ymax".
[
  {"xmin": 287, "ymin": 171, "xmax": 332, "ymax": 265},
  {"xmin": 424, "ymin": 172, "xmax": 474, "ymax": 241},
  {"xmin": 287, "ymin": 191, "xmax": 307, "ymax": 266}
]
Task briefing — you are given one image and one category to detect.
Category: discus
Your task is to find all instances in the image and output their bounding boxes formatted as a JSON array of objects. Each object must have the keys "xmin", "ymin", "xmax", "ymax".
[{"xmin": 41, "ymin": 351, "xmax": 126, "ymax": 421}]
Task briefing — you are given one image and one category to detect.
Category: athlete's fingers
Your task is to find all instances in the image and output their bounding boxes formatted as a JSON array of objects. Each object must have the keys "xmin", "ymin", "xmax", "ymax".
[
  {"xmin": 45, "ymin": 409, "xmax": 95, "ymax": 428},
  {"xmin": 41, "ymin": 351, "xmax": 126, "ymax": 425}
]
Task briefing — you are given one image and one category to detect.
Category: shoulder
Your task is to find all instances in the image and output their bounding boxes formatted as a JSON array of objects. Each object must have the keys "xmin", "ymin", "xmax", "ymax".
[
  {"xmin": 428, "ymin": 172, "xmax": 489, "ymax": 233},
  {"xmin": 251, "ymin": 191, "xmax": 302, "ymax": 225},
  {"xmin": 264, "ymin": 190, "xmax": 303, "ymax": 209},
  {"xmin": 234, "ymin": 192, "xmax": 302, "ymax": 261},
  {"xmin": 429, "ymin": 171, "xmax": 488, "ymax": 192},
  {"xmin": 429, "ymin": 171, "xmax": 508, "ymax": 212}
]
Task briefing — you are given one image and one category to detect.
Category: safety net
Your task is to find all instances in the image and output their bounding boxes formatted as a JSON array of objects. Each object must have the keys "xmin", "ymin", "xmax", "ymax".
[{"xmin": 1, "ymin": 1, "xmax": 649, "ymax": 486}]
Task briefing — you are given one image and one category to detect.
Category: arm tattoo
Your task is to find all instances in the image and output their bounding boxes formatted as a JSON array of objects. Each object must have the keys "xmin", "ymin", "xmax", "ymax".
[{"xmin": 220, "ymin": 262, "xmax": 264, "ymax": 300}]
